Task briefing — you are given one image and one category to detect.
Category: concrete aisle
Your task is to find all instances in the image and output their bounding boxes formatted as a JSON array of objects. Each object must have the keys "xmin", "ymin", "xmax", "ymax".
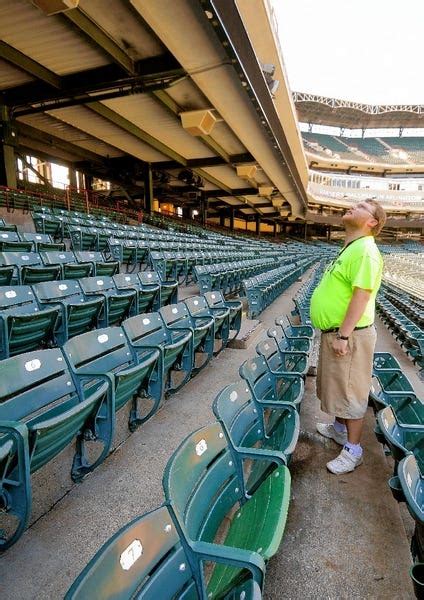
[{"xmin": 0, "ymin": 273, "xmax": 420, "ymax": 599}]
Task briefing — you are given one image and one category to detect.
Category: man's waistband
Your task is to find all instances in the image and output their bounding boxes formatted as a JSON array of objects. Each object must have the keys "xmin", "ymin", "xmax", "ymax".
[{"xmin": 320, "ymin": 324, "xmax": 374, "ymax": 334}]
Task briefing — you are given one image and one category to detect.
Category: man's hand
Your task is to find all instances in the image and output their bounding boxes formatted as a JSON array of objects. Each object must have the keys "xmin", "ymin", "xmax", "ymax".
[{"xmin": 332, "ymin": 337, "xmax": 349, "ymax": 356}]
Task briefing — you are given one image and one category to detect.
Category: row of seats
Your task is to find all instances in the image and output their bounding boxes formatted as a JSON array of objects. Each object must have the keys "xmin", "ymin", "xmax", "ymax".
[
  {"xmin": 243, "ymin": 258, "xmax": 316, "ymax": 318},
  {"xmin": 0, "ymin": 250, "xmax": 119, "ymax": 285},
  {"xmin": 0, "ymin": 272, "xmax": 178, "ymax": 356},
  {"xmin": 194, "ymin": 258, "xmax": 280, "ymax": 294},
  {"xmin": 0, "ymin": 291, "xmax": 242, "ymax": 551},
  {"xmin": 290, "ymin": 261, "xmax": 328, "ymax": 325},
  {"xmin": 377, "ymin": 294, "xmax": 423, "ymax": 372},
  {"xmin": 65, "ymin": 316, "xmax": 314, "ymax": 599},
  {"xmin": 369, "ymin": 352, "xmax": 424, "ymax": 597}
]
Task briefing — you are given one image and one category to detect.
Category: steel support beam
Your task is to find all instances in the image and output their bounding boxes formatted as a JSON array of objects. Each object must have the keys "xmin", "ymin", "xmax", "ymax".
[
  {"xmin": 0, "ymin": 41, "xmax": 61, "ymax": 88},
  {"xmin": 143, "ymin": 163, "xmax": 153, "ymax": 214}
]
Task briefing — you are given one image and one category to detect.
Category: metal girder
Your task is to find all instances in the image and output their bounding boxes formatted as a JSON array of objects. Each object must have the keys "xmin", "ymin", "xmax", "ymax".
[
  {"xmin": 16, "ymin": 121, "xmax": 104, "ymax": 163},
  {"xmin": 0, "ymin": 41, "xmax": 61, "ymax": 88},
  {"xmin": 154, "ymin": 152, "xmax": 254, "ymax": 169},
  {"xmin": 5, "ymin": 55, "xmax": 184, "ymax": 113},
  {"xmin": 87, "ymin": 101, "xmax": 188, "ymax": 165},
  {"xmin": 63, "ymin": 8, "xmax": 135, "ymax": 75},
  {"xmin": 204, "ymin": 187, "xmax": 258, "ymax": 197}
]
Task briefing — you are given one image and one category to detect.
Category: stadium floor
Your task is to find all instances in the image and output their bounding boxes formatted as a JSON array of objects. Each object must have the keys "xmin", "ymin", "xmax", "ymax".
[{"xmin": 0, "ymin": 271, "xmax": 419, "ymax": 599}]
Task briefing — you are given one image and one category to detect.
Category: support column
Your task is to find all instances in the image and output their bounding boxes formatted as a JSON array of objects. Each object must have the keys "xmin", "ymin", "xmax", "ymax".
[
  {"xmin": 327, "ymin": 225, "xmax": 331, "ymax": 241},
  {"xmin": 255, "ymin": 214, "xmax": 260, "ymax": 236},
  {"xmin": 143, "ymin": 163, "xmax": 153, "ymax": 214},
  {"xmin": 273, "ymin": 222, "xmax": 277, "ymax": 237},
  {"xmin": 304, "ymin": 222, "xmax": 307, "ymax": 241},
  {"xmin": 0, "ymin": 106, "xmax": 17, "ymax": 188},
  {"xmin": 219, "ymin": 212, "xmax": 225, "ymax": 227},
  {"xmin": 200, "ymin": 194, "xmax": 207, "ymax": 226},
  {"xmin": 229, "ymin": 208, "xmax": 235, "ymax": 231}
]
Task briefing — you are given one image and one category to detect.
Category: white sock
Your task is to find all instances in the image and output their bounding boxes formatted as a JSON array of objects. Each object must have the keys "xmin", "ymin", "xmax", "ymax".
[
  {"xmin": 333, "ymin": 420, "xmax": 347, "ymax": 434},
  {"xmin": 344, "ymin": 442, "xmax": 363, "ymax": 458}
]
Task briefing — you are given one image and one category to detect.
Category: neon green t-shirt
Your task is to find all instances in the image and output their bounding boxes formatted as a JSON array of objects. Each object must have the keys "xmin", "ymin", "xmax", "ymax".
[{"xmin": 310, "ymin": 236, "xmax": 383, "ymax": 331}]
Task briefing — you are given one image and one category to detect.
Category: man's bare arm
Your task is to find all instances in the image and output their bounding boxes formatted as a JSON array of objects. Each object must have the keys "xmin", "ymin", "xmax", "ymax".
[{"xmin": 339, "ymin": 287, "xmax": 372, "ymax": 337}]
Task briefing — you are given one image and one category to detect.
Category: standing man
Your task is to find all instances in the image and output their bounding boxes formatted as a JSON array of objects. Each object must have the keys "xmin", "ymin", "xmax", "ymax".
[{"xmin": 310, "ymin": 199, "xmax": 387, "ymax": 474}]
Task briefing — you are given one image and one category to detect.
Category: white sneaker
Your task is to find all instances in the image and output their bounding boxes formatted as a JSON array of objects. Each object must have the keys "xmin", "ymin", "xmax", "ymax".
[
  {"xmin": 316, "ymin": 422, "xmax": 347, "ymax": 446},
  {"xmin": 327, "ymin": 448, "xmax": 363, "ymax": 474}
]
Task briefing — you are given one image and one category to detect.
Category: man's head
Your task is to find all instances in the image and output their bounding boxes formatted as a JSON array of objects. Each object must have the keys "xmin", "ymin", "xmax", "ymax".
[{"xmin": 342, "ymin": 199, "xmax": 386, "ymax": 236}]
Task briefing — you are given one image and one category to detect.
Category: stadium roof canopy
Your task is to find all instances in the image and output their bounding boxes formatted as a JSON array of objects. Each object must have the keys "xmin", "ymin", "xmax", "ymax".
[
  {"xmin": 0, "ymin": 0, "xmax": 309, "ymax": 221},
  {"xmin": 294, "ymin": 93, "xmax": 424, "ymax": 130}
]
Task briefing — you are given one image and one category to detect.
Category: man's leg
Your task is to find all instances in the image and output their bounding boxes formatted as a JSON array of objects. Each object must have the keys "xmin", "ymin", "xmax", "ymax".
[{"xmin": 345, "ymin": 417, "xmax": 365, "ymax": 445}]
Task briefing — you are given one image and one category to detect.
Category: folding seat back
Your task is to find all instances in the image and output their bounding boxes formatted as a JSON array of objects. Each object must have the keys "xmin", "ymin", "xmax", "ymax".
[
  {"xmin": 20, "ymin": 232, "xmax": 65, "ymax": 252},
  {"xmin": 373, "ymin": 352, "xmax": 401, "ymax": 372},
  {"xmin": 267, "ymin": 324, "xmax": 310, "ymax": 354},
  {"xmin": 0, "ymin": 231, "xmax": 32, "ymax": 252},
  {"xmin": 74, "ymin": 251, "xmax": 119, "ymax": 277},
  {"xmin": 65, "ymin": 506, "xmax": 205, "ymax": 600},
  {"xmin": 0, "ymin": 251, "xmax": 61, "ymax": 285},
  {"xmin": 204, "ymin": 290, "xmax": 242, "ymax": 338},
  {"xmin": 256, "ymin": 337, "xmax": 308, "ymax": 377},
  {"xmin": 397, "ymin": 454, "xmax": 424, "ymax": 524},
  {"xmin": 274, "ymin": 315, "xmax": 314, "ymax": 340},
  {"xmin": 40, "ymin": 250, "xmax": 92, "ymax": 279},
  {"xmin": 377, "ymin": 405, "xmax": 424, "ymax": 468},
  {"xmin": 63, "ymin": 327, "xmax": 159, "ymax": 427},
  {"xmin": 185, "ymin": 295, "xmax": 229, "ymax": 352},
  {"xmin": 138, "ymin": 271, "xmax": 174, "ymax": 308},
  {"xmin": 213, "ymin": 381, "xmax": 299, "ymax": 482},
  {"xmin": 68, "ymin": 225, "xmax": 97, "ymax": 251},
  {"xmin": 0, "ymin": 285, "xmax": 59, "ymax": 358},
  {"xmin": 164, "ymin": 422, "xmax": 288, "ymax": 598},
  {"xmin": 0, "ymin": 348, "xmax": 112, "ymax": 550},
  {"xmin": 123, "ymin": 313, "xmax": 192, "ymax": 394},
  {"xmin": 114, "ymin": 273, "xmax": 157, "ymax": 314},
  {"xmin": 31, "ymin": 212, "xmax": 62, "ymax": 237},
  {"xmin": 239, "ymin": 355, "xmax": 303, "ymax": 409},
  {"xmin": 79, "ymin": 276, "xmax": 136, "ymax": 326},
  {"xmin": 32, "ymin": 280, "xmax": 103, "ymax": 344}
]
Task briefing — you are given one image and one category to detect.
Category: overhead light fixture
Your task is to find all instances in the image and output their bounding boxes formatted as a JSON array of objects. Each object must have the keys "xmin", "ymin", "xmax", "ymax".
[
  {"xmin": 260, "ymin": 62, "xmax": 279, "ymax": 96},
  {"xmin": 237, "ymin": 165, "xmax": 257, "ymax": 180},
  {"xmin": 32, "ymin": 0, "xmax": 79, "ymax": 15},
  {"xmin": 180, "ymin": 110, "xmax": 217, "ymax": 136},
  {"xmin": 258, "ymin": 186, "xmax": 274, "ymax": 197}
]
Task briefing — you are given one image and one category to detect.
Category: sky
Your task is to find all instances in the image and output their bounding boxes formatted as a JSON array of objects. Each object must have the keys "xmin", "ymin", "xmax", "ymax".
[{"xmin": 272, "ymin": 0, "xmax": 424, "ymax": 105}]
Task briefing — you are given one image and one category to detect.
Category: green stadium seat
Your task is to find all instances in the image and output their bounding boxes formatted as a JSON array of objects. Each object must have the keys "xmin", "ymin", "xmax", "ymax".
[
  {"xmin": 32, "ymin": 280, "xmax": 104, "ymax": 345},
  {"xmin": 79, "ymin": 276, "xmax": 136, "ymax": 326},
  {"xmin": 63, "ymin": 327, "xmax": 161, "ymax": 430},
  {"xmin": 204, "ymin": 290, "xmax": 242, "ymax": 340},
  {"xmin": 267, "ymin": 325, "xmax": 311, "ymax": 353},
  {"xmin": 113, "ymin": 273, "xmax": 159, "ymax": 315},
  {"xmin": 123, "ymin": 312, "xmax": 193, "ymax": 395},
  {"xmin": 0, "ymin": 231, "xmax": 32, "ymax": 252},
  {"xmin": 184, "ymin": 295, "xmax": 230, "ymax": 354},
  {"xmin": 377, "ymin": 405, "xmax": 424, "ymax": 470},
  {"xmin": 0, "ymin": 251, "xmax": 61, "ymax": 285},
  {"xmin": 138, "ymin": 271, "xmax": 177, "ymax": 308},
  {"xmin": 0, "ymin": 285, "xmax": 59, "ymax": 358},
  {"xmin": 239, "ymin": 356, "xmax": 304, "ymax": 410},
  {"xmin": 65, "ymin": 505, "xmax": 262, "ymax": 599},
  {"xmin": 163, "ymin": 422, "xmax": 290, "ymax": 598},
  {"xmin": 20, "ymin": 232, "xmax": 65, "ymax": 252},
  {"xmin": 256, "ymin": 337, "xmax": 308, "ymax": 377},
  {"xmin": 0, "ymin": 348, "xmax": 112, "ymax": 550},
  {"xmin": 160, "ymin": 302, "xmax": 214, "ymax": 373},
  {"xmin": 213, "ymin": 381, "xmax": 299, "ymax": 480},
  {"xmin": 74, "ymin": 251, "xmax": 119, "ymax": 277},
  {"xmin": 40, "ymin": 251, "xmax": 93, "ymax": 279}
]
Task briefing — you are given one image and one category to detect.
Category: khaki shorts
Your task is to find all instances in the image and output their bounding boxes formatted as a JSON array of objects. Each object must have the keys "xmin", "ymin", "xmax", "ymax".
[{"xmin": 316, "ymin": 326, "xmax": 377, "ymax": 419}]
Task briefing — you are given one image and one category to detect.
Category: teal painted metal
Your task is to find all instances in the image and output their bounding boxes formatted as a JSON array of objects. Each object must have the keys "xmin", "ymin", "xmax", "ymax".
[
  {"xmin": 204, "ymin": 291, "xmax": 242, "ymax": 341},
  {"xmin": 79, "ymin": 276, "xmax": 136, "ymax": 326},
  {"xmin": 256, "ymin": 337, "xmax": 308, "ymax": 378},
  {"xmin": 32, "ymin": 279, "xmax": 103, "ymax": 345},
  {"xmin": 63, "ymin": 327, "xmax": 160, "ymax": 430},
  {"xmin": 185, "ymin": 295, "xmax": 230, "ymax": 356},
  {"xmin": 123, "ymin": 312, "xmax": 192, "ymax": 395},
  {"xmin": 0, "ymin": 348, "xmax": 112, "ymax": 550}
]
